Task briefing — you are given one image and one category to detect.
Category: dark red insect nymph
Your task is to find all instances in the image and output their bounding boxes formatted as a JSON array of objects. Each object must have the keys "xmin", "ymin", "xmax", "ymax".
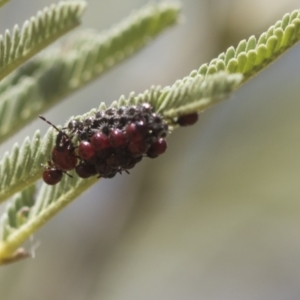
[
  {"xmin": 39, "ymin": 103, "xmax": 187, "ymax": 185},
  {"xmin": 176, "ymin": 113, "xmax": 199, "ymax": 126},
  {"xmin": 39, "ymin": 116, "xmax": 77, "ymax": 185}
]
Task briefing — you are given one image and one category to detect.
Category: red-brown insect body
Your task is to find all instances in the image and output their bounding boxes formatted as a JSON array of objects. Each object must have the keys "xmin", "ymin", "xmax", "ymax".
[
  {"xmin": 42, "ymin": 168, "xmax": 63, "ymax": 185},
  {"xmin": 39, "ymin": 115, "xmax": 77, "ymax": 185},
  {"xmin": 78, "ymin": 140, "xmax": 97, "ymax": 161},
  {"xmin": 177, "ymin": 113, "xmax": 199, "ymax": 126},
  {"xmin": 147, "ymin": 138, "xmax": 167, "ymax": 158},
  {"xmin": 51, "ymin": 147, "xmax": 77, "ymax": 171},
  {"xmin": 40, "ymin": 104, "xmax": 170, "ymax": 185},
  {"xmin": 51, "ymin": 131, "xmax": 77, "ymax": 171},
  {"xmin": 75, "ymin": 162, "xmax": 97, "ymax": 178}
]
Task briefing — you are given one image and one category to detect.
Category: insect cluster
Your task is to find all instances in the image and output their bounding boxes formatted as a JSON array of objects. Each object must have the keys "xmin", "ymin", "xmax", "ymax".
[
  {"xmin": 41, "ymin": 103, "xmax": 199, "ymax": 185},
  {"xmin": 41, "ymin": 103, "xmax": 172, "ymax": 185}
]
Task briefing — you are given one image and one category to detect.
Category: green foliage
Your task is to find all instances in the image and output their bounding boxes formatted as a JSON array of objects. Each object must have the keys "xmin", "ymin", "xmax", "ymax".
[
  {"xmin": 0, "ymin": 3, "xmax": 299, "ymax": 264},
  {"xmin": 0, "ymin": 185, "xmax": 35, "ymax": 264},
  {"xmin": 0, "ymin": 71, "xmax": 242, "ymax": 262},
  {"xmin": 0, "ymin": 3, "xmax": 180, "ymax": 144},
  {"xmin": 106, "ymin": 72, "xmax": 243, "ymax": 120},
  {"xmin": 0, "ymin": 130, "xmax": 53, "ymax": 205},
  {"xmin": 0, "ymin": 185, "xmax": 36, "ymax": 242},
  {"xmin": 0, "ymin": 71, "xmax": 242, "ymax": 204},
  {"xmin": 0, "ymin": 176, "xmax": 98, "ymax": 264},
  {"xmin": 155, "ymin": 72, "xmax": 243, "ymax": 119},
  {"xmin": 194, "ymin": 9, "xmax": 300, "ymax": 82},
  {"xmin": 0, "ymin": 1, "xmax": 86, "ymax": 82}
]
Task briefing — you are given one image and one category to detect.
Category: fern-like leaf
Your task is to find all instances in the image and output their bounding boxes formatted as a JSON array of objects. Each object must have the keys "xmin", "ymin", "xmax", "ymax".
[
  {"xmin": 0, "ymin": 185, "xmax": 35, "ymax": 264},
  {"xmin": 155, "ymin": 72, "xmax": 243, "ymax": 118},
  {"xmin": 0, "ymin": 2, "xmax": 180, "ymax": 144},
  {"xmin": 101, "ymin": 72, "xmax": 242, "ymax": 121},
  {"xmin": 0, "ymin": 1, "xmax": 86, "ymax": 82},
  {"xmin": 0, "ymin": 72, "xmax": 241, "ymax": 205},
  {"xmin": 2, "ymin": 6, "xmax": 300, "ymax": 265},
  {"xmin": 0, "ymin": 71, "xmax": 242, "ymax": 263},
  {"xmin": 195, "ymin": 9, "xmax": 300, "ymax": 82},
  {"xmin": 0, "ymin": 185, "xmax": 35, "ymax": 242},
  {"xmin": 0, "ymin": 129, "xmax": 54, "ymax": 205},
  {"xmin": 0, "ymin": 175, "xmax": 97, "ymax": 264},
  {"xmin": 0, "ymin": 71, "xmax": 241, "ymax": 262}
]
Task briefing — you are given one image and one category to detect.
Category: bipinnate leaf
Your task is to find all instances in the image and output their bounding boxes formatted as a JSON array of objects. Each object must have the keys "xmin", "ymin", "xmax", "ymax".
[
  {"xmin": 0, "ymin": 129, "xmax": 54, "ymax": 205},
  {"xmin": 0, "ymin": 70, "xmax": 241, "ymax": 231},
  {"xmin": 0, "ymin": 72, "xmax": 236, "ymax": 206},
  {"xmin": 155, "ymin": 72, "xmax": 243, "ymax": 119},
  {"xmin": 196, "ymin": 9, "xmax": 300, "ymax": 82},
  {"xmin": 94, "ymin": 72, "xmax": 242, "ymax": 122},
  {"xmin": 0, "ymin": 185, "xmax": 35, "ymax": 264},
  {"xmin": 1, "ymin": 185, "xmax": 35, "ymax": 241},
  {"xmin": 0, "ymin": 72, "xmax": 238, "ymax": 206},
  {"xmin": 2, "ymin": 6, "xmax": 300, "ymax": 265},
  {"xmin": 0, "ymin": 1, "xmax": 86, "ymax": 82},
  {"xmin": 0, "ymin": 2, "xmax": 181, "ymax": 144},
  {"xmin": 0, "ymin": 71, "xmax": 242, "ymax": 264},
  {"xmin": 0, "ymin": 176, "xmax": 97, "ymax": 264}
]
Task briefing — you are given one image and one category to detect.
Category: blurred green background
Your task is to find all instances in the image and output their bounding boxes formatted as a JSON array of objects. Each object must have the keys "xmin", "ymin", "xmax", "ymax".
[{"xmin": 1, "ymin": 0, "xmax": 300, "ymax": 299}]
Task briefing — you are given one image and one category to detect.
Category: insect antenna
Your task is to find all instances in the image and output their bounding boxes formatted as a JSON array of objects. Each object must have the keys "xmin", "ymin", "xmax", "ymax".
[{"xmin": 39, "ymin": 115, "xmax": 62, "ymax": 133}]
